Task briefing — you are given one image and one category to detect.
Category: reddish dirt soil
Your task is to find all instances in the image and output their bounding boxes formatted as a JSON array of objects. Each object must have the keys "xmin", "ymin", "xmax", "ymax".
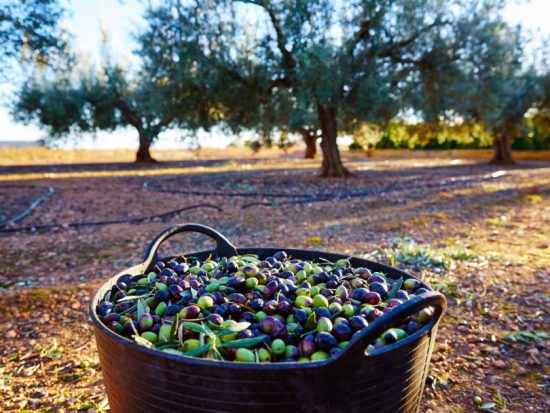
[{"xmin": 0, "ymin": 155, "xmax": 548, "ymax": 412}]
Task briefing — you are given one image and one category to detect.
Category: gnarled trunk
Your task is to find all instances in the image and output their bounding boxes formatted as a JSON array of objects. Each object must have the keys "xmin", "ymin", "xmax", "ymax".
[
  {"xmin": 317, "ymin": 104, "xmax": 351, "ymax": 178},
  {"xmin": 302, "ymin": 130, "xmax": 317, "ymax": 159},
  {"xmin": 135, "ymin": 130, "xmax": 157, "ymax": 163},
  {"xmin": 490, "ymin": 130, "xmax": 514, "ymax": 165}
]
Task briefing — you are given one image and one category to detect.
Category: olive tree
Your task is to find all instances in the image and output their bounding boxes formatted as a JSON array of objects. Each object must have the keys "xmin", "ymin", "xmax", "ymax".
[
  {"xmin": 410, "ymin": 4, "xmax": 549, "ymax": 164},
  {"xmin": 12, "ymin": 61, "xmax": 178, "ymax": 162},
  {"xmin": 140, "ymin": 0, "xmax": 508, "ymax": 177}
]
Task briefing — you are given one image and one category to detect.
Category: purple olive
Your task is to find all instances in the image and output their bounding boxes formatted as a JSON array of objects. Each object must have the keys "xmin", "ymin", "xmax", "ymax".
[
  {"xmin": 241, "ymin": 311, "xmax": 256, "ymax": 323},
  {"xmin": 368, "ymin": 274, "xmax": 386, "ymax": 284},
  {"xmin": 103, "ymin": 313, "xmax": 121, "ymax": 324},
  {"xmin": 357, "ymin": 268, "xmax": 372, "ymax": 280},
  {"xmin": 261, "ymin": 316, "xmax": 286, "ymax": 338},
  {"xmin": 315, "ymin": 332, "xmax": 338, "ymax": 351},
  {"xmin": 207, "ymin": 313, "xmax": 224, "ymax": 326},
  {"xmin": 361, "ymin": 291, "xmax": 381, "ymax": 305},
  {"xmin": 108, "ymin": 321, "xmax": 124, "ymax": 334},
  {"xmin": 179, "ymin": 305, "xmax": 201, "ymax": 319},
  {"xmin": 226, "ymin": 277, "xmax": 246, "ymax": 291},
  {"xmin": 298, "ymin": 335, "xmax": 316, "ymax": 357},
  {"xmin": 226, "ymin": 261, "xmax": 239, "ymax": 272},
  {"xmin": 263, "ymin": 281, "xmax": 279, "ymax": 299},
  {"xmin": 369, "ymin": 282, "xmax": 388, "ymax": 297},
  {"xmin": 387, "ymin": 298, "xmax": 403, "ymax": 308},
  {"xmin": 350, "ymin": 287, "xmax": 368, "ymax": 301},
  {"xmin": 228, "ymin": 293, "xmax": 247, "ymax": 305},
  {"xmin": 277, "ymin": 300, "xmax": 292, "ymax": 315},
  {"xmin": 97, "ymin": 302, "xmax": 113, "ymax": 317},
  {"xmin": 262, "ymin": 300, "xmax": 278, "ymax": 314},
  {"xmin": 250, "ymin": 298, "xmax": 264, "ymax": 311},
  {"xmin": 154, "ymin": 289, "xmax": 169, "ymax": 303},
  {"xmin": 397, "ymin": 290, "xmax": 410, "ymax": 300},
  {"xmin": 168, "ymin": 284, "xmax": 183, "ymax": 300},
  {"xmin": 293, "ymin": 308, "xmax": 309, "ymax": 325},
  {"xmin": 165, "ymin": 304, "xmax": 181, "ymax": 317},
  {"xmin": 349, "ymin": 316, "xmax": 369, "ymax": 331},
  {"xmin": 273, "ymin": 251, "xmax": 287, "ymax": 261},
  {"xmin": 332, "ymin": 323, "xmax": 353, "ymax": 341}
]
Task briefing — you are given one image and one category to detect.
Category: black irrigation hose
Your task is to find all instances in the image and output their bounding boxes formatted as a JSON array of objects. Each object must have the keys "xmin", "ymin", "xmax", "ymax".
[
  {"xmin": 0, "ymin": 170, "xmax": 505, "ymax": 234},
  {"xmin": 0, "ymin": 185, "xmax": 55, "ymax": 228},
  {"xmin": 0, "ymin": 203, "xmax": 222, "ymax": 235},
  {"xmin": 143, "ymin": 182, "xmax": 313, "ymax": 199},
  {"xmin": 240, "ymin": 173, "xmax": 506, "ymax": 209}
]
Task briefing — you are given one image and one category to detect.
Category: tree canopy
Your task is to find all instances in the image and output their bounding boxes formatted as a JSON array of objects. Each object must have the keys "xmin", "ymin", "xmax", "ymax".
[
  {"xmin": 137, "ymin": 0, "xmax": 527, "ymax": 176},
  {"xmin": 0, "ymin": 0, "xmax": 66, "ymax": 76}
]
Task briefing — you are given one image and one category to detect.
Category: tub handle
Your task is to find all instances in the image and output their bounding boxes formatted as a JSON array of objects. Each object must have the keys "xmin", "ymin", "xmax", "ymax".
[
  {"xmin": 338, "ymin": 291, "xmax": 446, "ymax": 362},
  {"xmin": 141, "ymin": 223, "xmax": 238, "ymax": 271}
]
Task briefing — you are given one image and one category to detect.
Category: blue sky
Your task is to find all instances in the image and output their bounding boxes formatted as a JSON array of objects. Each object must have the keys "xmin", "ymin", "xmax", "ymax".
[{"xmin": 0, "ymin": 0, "xmax": 549, "ymax": 149}]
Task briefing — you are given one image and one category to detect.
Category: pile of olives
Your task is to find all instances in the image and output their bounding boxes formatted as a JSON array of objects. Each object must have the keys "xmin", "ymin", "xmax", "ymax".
[{"xmin": 97, "ymin": 252, "xmax": 434, "ymax": 363}]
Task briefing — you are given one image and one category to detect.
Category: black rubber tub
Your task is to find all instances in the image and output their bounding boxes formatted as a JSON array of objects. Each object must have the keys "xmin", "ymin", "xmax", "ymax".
[{"xmin": 90, "ymin": 223, "xmax": 446, "ymax": 413}]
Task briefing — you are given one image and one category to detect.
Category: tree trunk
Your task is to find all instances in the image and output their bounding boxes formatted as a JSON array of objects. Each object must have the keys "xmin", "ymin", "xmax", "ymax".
[
  {"xmin": 490, "ymin": 131, "xmax": 514, "ymax": 165},
  {"xmin": 135, "ymin": 130, "xmax": 156, "ymax": 163},
  {"xmin": 317, "ymin": 104, "xmax": 351, "ymax": 178},
  {"xmin": 302, "ymin": 131, "xmax": 317, "ymax": 159}
]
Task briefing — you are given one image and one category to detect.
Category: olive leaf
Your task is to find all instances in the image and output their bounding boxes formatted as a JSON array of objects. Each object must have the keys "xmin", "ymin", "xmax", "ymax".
[
  {"xmin": 119, "ymin": 304, "xmax": 137, "ymax": 315},
  {"xmin": 216, "ymin": 322, "xmax": 251, "ymax": 336},
  {"xmin": 133, "ymin": 335, "xmax": 154, "ymax": 349},
  {"xmin": 220, "ymin": 336, "xmax": 268, "ymax": 348},
  {"xmin": 169, "ymin": 313, "xmax": 179, "ymax": 341},
  {"xmin": 136, "ymin": 299, "xmax": 149, "ymax": 320},
  {"xmin": 116, "ymin": 294, "xmax": 150, "ymax": 303},
  {"xmin": 177, "ymin": 322, "xmax": 186, "ymax": 343},
  {"xmin": 305, "ymin": 312, "xmax": 317, "ymax": 330},
  {"xmin": 202, "ymin": 322, "xmax": 215, "ymax": 337},
  {"xmin": 155, "ymin": 342, "xmax": 179, "ymax": 350},
  {"xmin": 181, "ymin": 322, "xmax": 210, "ymax": 336},
  {"xmin": 182, "ymin": 342, "xmax": 212, "ymax": 357},
  {"xmin": 329, "ymin": 310, "xmax": 344, "ymax": 321},
  {"xmin": 387, "ymin": 278, "xmax": 403, "ymax": 300}
]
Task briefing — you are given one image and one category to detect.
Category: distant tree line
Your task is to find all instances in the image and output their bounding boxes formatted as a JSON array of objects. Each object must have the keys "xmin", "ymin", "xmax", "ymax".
[{"xmin": 3, "ymin": 0, "xmax": 550, "ymax": 176}]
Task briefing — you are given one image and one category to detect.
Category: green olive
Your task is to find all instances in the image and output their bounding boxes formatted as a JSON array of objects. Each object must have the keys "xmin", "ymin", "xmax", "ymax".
[
  {"xmin": 342, "ymin": 303, "xmax": 355, "ymax": 318},
  {"xmin": 313, "ymin": 294, "xmax": 329, "ymax": 308},
  {"xmin": 155, "ymin": 282, "xmax": 168, "ymax": 291},
  {"xmin": 255, "ymin": 311, "xmax": 267, "ymax": 322},
  {"xmin": 205, "ymin": 282, "xmax": 220, "ymax": 292},
  {"xmin": 295, "ymin": 295, "xmax": 313, "ymax": 308},
  {"xmin": 246, "ymin": 277, "xmax": 259, "ymax": 289},
  {"xmin": 155, "ymin": 302, "xmax": 167, "ymax": 317},
  {"xmin": 311, "ymin": 351, "xmax": 329, "ymax": 361},
  {"xmin": 295, "ymin": 288, "xmax": 310, "ymax": 296},
  {"xmin": 141, "ymin": 331, "xmax": 158, "ymax": 343},
  {"xmin": 197, "ymin": 295, "xmax": 214, "ymax": 308},
  {"xmin": 271, "ymin": 339, "xmax": 286, "ymax": 355},
  {"xmin": 338, "ymin": 341, "xmax": 349, "ymax": 350},
  {"xmin": 158, "ymin": 324, "xmax": 172, "ymax": 342},
  {"xmin": 182, "ymin": 339, "xmax": 200, "ymax": 352},
  {"xmin": 137, "ymin": 278, "xmax": 149, "ymax": 286},
  {"xmin": 235, "ymin": 348, "xmax": 255, "ymax": 362},
  {"xmin": 317, "ymin": 317, "xmax": 333, "ymax": 333},
  {"xmin": 258, "ymin": 348, "xmax": 271, "ymax": 362}
]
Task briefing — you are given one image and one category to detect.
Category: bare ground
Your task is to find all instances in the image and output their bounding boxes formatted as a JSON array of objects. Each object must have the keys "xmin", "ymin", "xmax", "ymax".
[{"xmin": 0, "ymin": 155, "xmax": 548, "ymax": 412}]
